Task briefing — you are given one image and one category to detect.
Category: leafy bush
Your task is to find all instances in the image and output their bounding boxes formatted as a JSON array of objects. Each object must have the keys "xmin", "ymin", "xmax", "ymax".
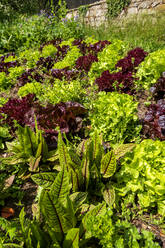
[
  {"xmin": 136, "ymin": 49, "xmax": 165, "ymax": 89},
  {"xmin": 116, "ymin": 139, "xmax": 165, "ymax": 216},
  {"xmin": 0, "ymin": 15, "xmax": 85, "ymax": 54},
  {"xmin": 18, "ymin": 49, "xmax": 41, "ymax": 69},
  {"xmin": 89, "ymin": 92, "xmax": 141, "ymax": 144}
]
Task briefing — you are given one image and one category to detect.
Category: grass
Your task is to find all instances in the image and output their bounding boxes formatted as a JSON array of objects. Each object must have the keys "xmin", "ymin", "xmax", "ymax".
[{"xmin": 83, "ymin": 11, "xmax": 165, "ymax": 52}]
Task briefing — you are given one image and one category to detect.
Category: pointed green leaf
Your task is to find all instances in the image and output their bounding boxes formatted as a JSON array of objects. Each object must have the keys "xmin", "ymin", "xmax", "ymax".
[
  {"xmin": 113, "ymin": 143, "xmax": 136, "ymax": 160},
  {"xmin": 50, "ymin": 168, "xmax": 69, "ymax": 202},
  {"xmin": 100, "ymin": 151, "xmax": 116, "ymax": 178},
  {"xmin": 92, "ymin": 130, "xmax": 103, "ymax": 162},
  {"xmin": 76, "ymin": 139, "xmax": 89, "ymax": 157},
  {"xmin": 58, "ymin": 132, "xmax": 72, "ymax": 169},
  {"xmin": 42, "ymin": 191, "xmax": 72, "ymax": 233},
  {"xmin": 81, "ymin": 155, "xmax": 90, "ymax": 190},
  {"xmin": 31, "ymin": 172, "xmax": 57, "ymax": 188},
  {"xmin": 41, "ymin": 135, "xmax": 49, "ymax": 160},
  {"xmin": 63, "ymin": 228, "xmax": 79, "ymax": 248},
  {"xmin": 29, "ymin": 156, "xmax": 41, "ymax": 172},
  {"xmin": 65, "ymin": 196, "xmax": 77, "ymax": 228},
  {"xmin": 24, "ymin": 126, "xmax": 37, "ymax": 157},
  {"xmin": 102, "ymin": 184, "xmax": 115, "ymax": 206},
  {"xmin": 70, "ymin": 192, "xmax": 87, "ymax": 212},
  {"xmin": 35, "ymin": 141, "xmax": 42, "ymax": 159},
  {"xmin": 68, "ymin": 149, "xmax": 81, "ymax": 167},
  {"xmin": 69, "ymin": 168, "xmax": 82, "ymax": 192}
]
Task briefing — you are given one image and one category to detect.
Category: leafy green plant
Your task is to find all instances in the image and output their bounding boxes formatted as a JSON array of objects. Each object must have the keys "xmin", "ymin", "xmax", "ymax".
[
  {"xmin": 53, "ymin": 45, "xmax": 81, "ymax": 69},
  {"xmin": 0, "ymin": 126, "xmax": 11, "ymax": 150},
  {"xmin": 40, "ymin": 79, "xmax": 86, "ymax": 105},
  {"xmin": 42, "ymin": 44, "xmax": 57, "ymax": 58},
  {"xmin": 115, "ymin": 139, "xmax": 165, "ymax": 216},
  {"xmin": 18, "ymin": 81, "xmax": 43, "ymax": 98},
  {"xmin": 89, "ymin": 92, "xmax": 141, "ymax": 144},
  {"xmin": 0, "ymin": 96, "xmax": 8, "ymax": 107},
  {"xmin": 88, "ymin": 39, "xmax": 127, "ymax": 84},
  {"xmin": 0, "ymin": 66, "xmax": 25, "ymax": 90},
  {"xmin": 136, "ymin": 49, "xmax": 165, "ymax": 89},
  {"xmin": 4, "ymin": 125, "xmax": 50, "ymax": 172},
  {"xmin": 18, "ymin": 49, "xmax": 41, "ymax": 68},
  {"xmin": 86, "ymin": 208, "xmax": 161, "ymax": 248}
]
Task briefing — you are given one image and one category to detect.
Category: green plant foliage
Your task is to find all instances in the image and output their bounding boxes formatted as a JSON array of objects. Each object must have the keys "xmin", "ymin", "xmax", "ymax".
[
  {"xmin": 106, "ymin": 0, "xmax": 131, "ymax": 18},
  {"xmin": 31, "ymin": 172, "xmax": 57, "ymax": 189},
  {"xmin": 0, "ymin": 96, "xmax": 8, "ymax": 107},
  {"xmin": 42, "ymin": 44, "xmax": 58, "ymax": 58},
  {"xmin": 100, "ymin": 151, "xmax": 116, "ymax": 178},
  {"xmin": 88, "ymin": 39, "xmax": 127, "ymax": 84},
  {"xmin": 0, "ymin": 126, "xmax": 11, "ymax": 149},
  {"xmin": 18, "ymin": 81, "xmax": 43, "ymax": 98},
  {"xmin": 136, "ymin": 49, "xmax": 165, "ymax": 89},
  {"xmin": 86, "ymin": 208, "xmax": 161, "ymax": 248},
  {"xmin": 89, "ymin": 92, "xmax": 141, "ymax": 144},
  {"xmin": 116, "ymin": 139, "xmax": 165, "ymax": 216},
  {"xmin": 53, "ymin": 46, "xmax": 81, "ymax": 69},
  {"xmin": 0, "ymin": 66, "xmax": 25, "ymax": 90},
  {"xmin": 35, "ymin": 79, "xmax": 86, "ymax": 105},
  {"xmin": 4, "ymin": 125, "xmax": 50, "ymax": 172},
  {"xmin": 19, "ymin": 49, "xmax": 41, "ymax": 68}
]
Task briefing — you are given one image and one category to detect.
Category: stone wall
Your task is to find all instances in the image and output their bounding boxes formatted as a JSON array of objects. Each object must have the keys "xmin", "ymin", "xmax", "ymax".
[{"xmin": 66, "ymin": 0, "xmax": 165, "ymax": 26}]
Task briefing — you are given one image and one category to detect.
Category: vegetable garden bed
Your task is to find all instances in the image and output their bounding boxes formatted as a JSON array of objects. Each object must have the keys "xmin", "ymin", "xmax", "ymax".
[{"xmin": 0, "ymin": 36, "xmax": 165, "ymax": 247}]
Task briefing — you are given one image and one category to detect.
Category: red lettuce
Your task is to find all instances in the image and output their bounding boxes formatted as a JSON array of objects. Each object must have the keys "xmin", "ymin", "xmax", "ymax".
[
  {"xmin": 51, "ymin": 68, "xmax": 79, "ymax": 80},
  {"xmin": 95, "ymin": 70, "xmax": 136, "ymax": 94},
  {"xmin": 0, "ymin": 95, "xmax": 87, "ymax": 145},
  {"xmin": 115, "ymin": 47, "xmax": 148, "ymax": 73},
  {"xmin": 75, "ymin": 54, "xmax": 98, "ymax": 72},
  {"xmin": 150, "ymin": 75, "xmax": 165, "ymax": 101},
  {"xmin": 143, "ymin": 99, "xmax": 165, "ymax": 140}
]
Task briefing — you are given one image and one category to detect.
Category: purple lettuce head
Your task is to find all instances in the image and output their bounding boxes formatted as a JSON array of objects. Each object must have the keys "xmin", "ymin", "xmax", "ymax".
[
  {"xmin": 116, "ymin": 47, "xmax": 148, "ymax": 73},
  {"xmin": 76, "ymin": 54, "xmax": 98, "ymax": 72}
]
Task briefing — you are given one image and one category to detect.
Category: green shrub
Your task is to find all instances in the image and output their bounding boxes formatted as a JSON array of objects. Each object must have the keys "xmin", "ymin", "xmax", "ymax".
[
  {"xmin": 0, "ymin": 15, "xmax": 85, "ymax": 54},
  {"xmin": 89, "ymin": 91, "xmax": 141, "ymax": 144}
]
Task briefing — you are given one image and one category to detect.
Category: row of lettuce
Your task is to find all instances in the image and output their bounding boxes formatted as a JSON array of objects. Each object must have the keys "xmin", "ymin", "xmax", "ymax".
[{"xmin": 0, "ymin": 37, "xmax": 164, "ymax": 147}]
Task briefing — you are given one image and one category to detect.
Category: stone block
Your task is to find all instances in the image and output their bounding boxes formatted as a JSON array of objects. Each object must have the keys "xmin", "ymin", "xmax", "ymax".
[
  {"xmin": 127, "ymin": 7, "xmax": 138, "ymax": 14},
  {"xmin": 138, "ymin": 1, "xmax": 152, "ymax": 9}
]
